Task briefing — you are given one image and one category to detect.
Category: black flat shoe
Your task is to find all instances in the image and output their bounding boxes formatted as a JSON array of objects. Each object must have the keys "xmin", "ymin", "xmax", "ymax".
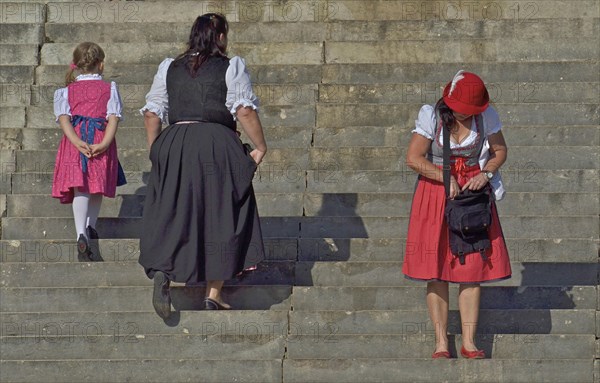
[
  {"xmin": 86, "ymin": 226, "xmax": 102, "ymax": 262},
  {"xmin": 77, "ymin": 234, "xmax": 92, "ymax": 262},
  {"xmin": 204, "ymin": 297, "xmax": 231, "ymax": 310},
  {"xmin": 152, "ymin": 271, "xmax": 171, "ymax": 319}
]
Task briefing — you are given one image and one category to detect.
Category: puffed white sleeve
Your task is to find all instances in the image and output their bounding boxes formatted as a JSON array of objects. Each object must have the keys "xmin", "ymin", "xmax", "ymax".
[
  {"xmin": 225, "ymin": 56, "xmax": 259, "ymax": 120},
  {"xmin": 106, "ymin": 81, "xmax": 124, "ymax": 120},
  {"xmin": 411, "ymin": 104, "xmax": 436, "ymax": 140},
  {"xmin": 53, "ymin": 87, "xmax": 70, "ymax": 122},
  {"xmin": 139, "ymin": 57, "xmax": 173, "ymax": 124},
  {"xmin": 483, "ymin": 106, "xmax": 502, "ymax": 136}
]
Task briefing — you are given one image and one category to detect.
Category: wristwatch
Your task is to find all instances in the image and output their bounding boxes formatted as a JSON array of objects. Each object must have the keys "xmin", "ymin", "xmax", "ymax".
[{"xmin": 482, "ymin": 171, "xmax": 494, "ymax": 181}]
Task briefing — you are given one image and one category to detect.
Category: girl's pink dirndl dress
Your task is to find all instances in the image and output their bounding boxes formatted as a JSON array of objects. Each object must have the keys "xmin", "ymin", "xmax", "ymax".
[
  {"xmin": 52, "ymin": 79, "xmax": 120, "ymax": 204},
  {"xmin": 402, "ymin": 106, "xmax": 511, "ymax": 284}
]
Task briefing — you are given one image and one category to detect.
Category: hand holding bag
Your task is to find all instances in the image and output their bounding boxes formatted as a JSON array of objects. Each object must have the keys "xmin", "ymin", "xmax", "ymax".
[{"xmin": 442, "ymin": 120, "xmax": 492, "ymax": 265}]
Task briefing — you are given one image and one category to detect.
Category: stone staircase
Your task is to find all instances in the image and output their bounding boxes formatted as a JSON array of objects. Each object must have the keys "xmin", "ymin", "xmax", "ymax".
[{"xmin": 1, "ymin": 1, "xmax": 598, "ymax": 382}]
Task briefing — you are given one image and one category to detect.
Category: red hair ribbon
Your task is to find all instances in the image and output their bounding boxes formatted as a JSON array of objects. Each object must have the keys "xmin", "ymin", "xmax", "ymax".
[{"xmin": 69, "ymin": 63, "xmax": 78, "ymax": 70}]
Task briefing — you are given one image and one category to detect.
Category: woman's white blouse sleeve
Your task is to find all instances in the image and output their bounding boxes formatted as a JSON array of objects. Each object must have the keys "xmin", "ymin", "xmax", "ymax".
[
  {"xmin": 106, "ymin": 81, "xmax": 124, "ymax": 120},
  {"xmin": 53, "ymin": 87, "xmax": 70, "ymax": 122},
  {"xmin": 483, "ymin": 106, "xmax": 502, "ymax": 136},
  {"xmin": 412, "ymin": 104, "xmax": 436, "ymax": 140},
  {"xmin": 139, "ymin": 57, "xmax": 173, "ymax": 124},
  {"xmin": 225, "ymin": 56, "xmax": 259, "ymax": 120}
]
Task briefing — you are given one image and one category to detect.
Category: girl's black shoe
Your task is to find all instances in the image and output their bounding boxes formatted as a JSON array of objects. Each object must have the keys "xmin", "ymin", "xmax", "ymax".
[
  {"xmin": 152, "ymin": 271, "xmax": 171, "ymax": 319},
  {"xmin": 86, "ymin": 226, "xmax": 103, "ymax": 261},
  {"xmin": 77, "ymin": 234, "xmax": 92, "ymax": 262}
]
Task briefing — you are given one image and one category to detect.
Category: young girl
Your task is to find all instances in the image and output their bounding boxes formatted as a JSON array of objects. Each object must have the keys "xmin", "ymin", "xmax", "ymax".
[{"xmin": 52, "ymin": 41, "xmax": 126, "ymax": 262}]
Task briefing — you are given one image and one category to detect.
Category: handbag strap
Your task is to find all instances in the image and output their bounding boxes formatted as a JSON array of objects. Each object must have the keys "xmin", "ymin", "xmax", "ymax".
[{"xmin": 438, "ymin": 107, "xmax": 451, "ymax": 197}]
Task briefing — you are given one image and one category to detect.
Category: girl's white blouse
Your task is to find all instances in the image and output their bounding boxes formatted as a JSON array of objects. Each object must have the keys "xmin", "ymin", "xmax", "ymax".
[
  {"xmin": 53, "ymin": 74, "xmax": 124, "ymax": 121},
  {"xmin": 412, "ymin": 104, "xmax": 502, "ymax": 148},
  {"xmin": 139, "ymin": 56, "xmax": 259, "ymax": 123}
]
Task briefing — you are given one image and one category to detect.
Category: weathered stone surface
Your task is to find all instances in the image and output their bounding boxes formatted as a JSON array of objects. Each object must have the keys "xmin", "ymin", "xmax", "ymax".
[
  {"xmin": 36, "ymin": 64, "xmax": 323, "ymax": 85},
  {"xmin": 283, "ymin": 359, "xmax": 594, "ymax": 382},
  {"xmin": 0, "ymin": 84, "xmax": 31, "ymax": 106},
  {"xmin": 286, "ymin": 334, "xmax": 595, "ymax": 359},
  {"xmin": 326, "ymin": 39, "xmax": 598, "ymax": 64},
  {"xmin": 41, "ymin": 42, "xmax": 324, "ymax": 65},
  {"xmin": 328, "ymin": 1, "xmax": 599, "ymax": 21},
  {"xmin": 0, "ymin": 238, "xmax": 297, "ymax": 263},
  {"xmin": 0, "ymin": 44, "xmax": 38, "ymax": 65},
  {"xmin": 0, "ymin": 285, "xmax": 292, "ymax": 312},
  {"xmin": 326, "ymin": 19, "xmax": 599, "ymax": 40},
  {"xmin": 322, "ymin": 62, "xmax": 600, "ymax": 84},
  {"xmin": 0, "ymin": 23, "xmax": 43, "ymax": 44},
  {"xmin": 0, "ymin": 107, "xmax": 25, "ymax": 128},
  {"xmin": 0, "ymin": 128, "xmax": 22, "ymax": 150},
  {"xmin": 0, "ymin": 65, "xmax": 34, "ymax": 84},
  {"xmin": 291, "ymin": 286, "xmax": 597, "ymax": 310},
  {"xmin": 288, "ymin": 309, "xmax": 596, "ymax": 335},
  {"xmin": 318, "ymin": 83, "xmax": 600, "ymax": 104},
  {"xmin": 305, "ymin": 170, "xmax": 600, "ymax": 193},
  {"xmin": 0, "ymin": 360, "xmax": 282, "ymax": 383},
  {"xmin": 0, "ymin": 2, "xmax": 45, "ymax": 23}
]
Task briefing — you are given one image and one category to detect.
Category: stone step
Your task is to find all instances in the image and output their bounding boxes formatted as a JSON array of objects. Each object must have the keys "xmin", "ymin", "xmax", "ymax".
[
  {"xmin": 1, "ymin": 333, "xmax": 286, "ymax": 361},
  {"xmin": 2, "ymin": 216, "xmax": 598, "ymax": 240},
  {"xmin": 8, "ymin": 169, "xmax": 599, "ymax": 195},
  {"xmin": 289, "ymin": 286, "xmax": 596, "ymax": 310},
  {"xmin": 285, "ymin": 334, "xmax": 596, "ymax": 360},
  {"xmin": 0, "ymin": 44, "xmax": 38, "ymax": 65},
  {"xmin": 1, "ymin": 261, "xmax": 597, "ymax": 288},
  {"xmin": 5, "ymin": 192, "xmax": 599, "ymax": 218},
  {"xmin": 11, "ymin": 146, "xmax": 600, "ymax": 173},
  {"xmin": 25, "ymin": 106, "xmax": 316, "ymax": 129},
  {"xmin": 0, "ymin": 106, "xmax": 24, "ymax": 128},
  {"xmin": 36, "ymin": 64, "xmax": 323, "ymax": 85},
  {"xmin": 41, "ymin": 42, "xmax": 324, "ymax": 66},
  {"xmin": 318, "ymin": 83, "xmax": 600, "ymax": 104},
  {"xmin": 0, "ymin": 285, "xmax": 292, "ymax": 312},
  {"xmin": 1, "ymin": 126, "xmax": 312, "ymax": 150},
  {"xmin": 28, "ymin": 83, "xmax": 317, "ymax": 107},
  {"xmin": 0, "ymin": 261, "xmax": 296, "ymax": 287},
  {"xmin": 1, "ymin": 238, "xmax": 597, "ymax": 264},
  {"xmin": 0, "ymin": 2, "xmax": 45, "ymax": 23},
  {"xmin": 287, "ymin": 309, "xmax": 597, "ymax": 336},
  {"xmin": 0, "ymin": 23, "xmax": 43, "ymax": 44},
  {"xmin": 2, "ymin": 309, "xmax": 594, "ymax": 337},
  {"xmin": 5, "ymin": 126, "xmax": 599, "ymax": 151},
  {"xmin": 325, "ymin": 39, "xmax": 599, "ymax": 64},
  {"xmin": 282, "ymin": 359, "xmax": 594, "ymax": 383},
  {"xmin": 35, "ymin": 62, "xmax": 600, "ymax": 86},
  {"xmin": 316, "ymin": 103, "xmax": 600, "ymax": 127},
  {"xmin": 4, "ymin": 193, "xmax": 304, "ymax": 218},
  {"xmin": 0, "ymin": 359, "xmax": 281, "ymax": 383},
  {"xmin": 322, "ymin": 62, "xmax": 600, "ymax": 84},
  {"xmin": 0, "ymin": 65, "xmax": 35, "ymax": 84},
  {"xmin": 1, "ymin": 285, "xmax": 593, "ymax": 313},
  {"xmin": 0, "ymin": 333, "xmax": 592, "ymax": 361},
  {"xmin": 44, "ymin": 19, "xmax": 600, "ymax": 43}
]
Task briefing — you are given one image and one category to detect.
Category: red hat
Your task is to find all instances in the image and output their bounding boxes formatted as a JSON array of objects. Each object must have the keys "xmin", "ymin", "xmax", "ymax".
[{"xmin": 442, "ymin": 70, "xmax": 489, "ymax": 115}]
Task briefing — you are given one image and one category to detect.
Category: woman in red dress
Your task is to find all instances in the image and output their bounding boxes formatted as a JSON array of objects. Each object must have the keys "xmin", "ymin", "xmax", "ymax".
[{"xmin": 402, "ymin": 71, "xmax": 511, "ymax": 359}]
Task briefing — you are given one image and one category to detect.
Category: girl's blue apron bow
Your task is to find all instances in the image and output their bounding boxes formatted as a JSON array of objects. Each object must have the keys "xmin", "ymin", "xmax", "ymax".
[{"xmin": 72, "ymin": 115, "xmax": 127, "ymax": 186}]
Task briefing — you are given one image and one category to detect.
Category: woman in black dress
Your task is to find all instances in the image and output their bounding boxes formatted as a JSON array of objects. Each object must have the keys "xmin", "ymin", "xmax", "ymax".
[{"xmin": 139, "ymin": 13, "xmax": 267, "ymax": 318}]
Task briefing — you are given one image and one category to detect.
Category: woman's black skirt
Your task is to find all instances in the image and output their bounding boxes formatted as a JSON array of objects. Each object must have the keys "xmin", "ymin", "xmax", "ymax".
[{"xmin": 139, "ymin": 122, "xmax": 264, "ymax": 283}]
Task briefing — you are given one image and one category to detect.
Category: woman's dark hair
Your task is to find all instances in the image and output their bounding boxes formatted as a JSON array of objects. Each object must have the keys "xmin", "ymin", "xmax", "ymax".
[
  {"xmin": 176, "ymin": 13, "xmax": 228, "ymax": 77},
  {"xmin": 434, "ymin": 98, "xmax": 456, "ymax": 132}
]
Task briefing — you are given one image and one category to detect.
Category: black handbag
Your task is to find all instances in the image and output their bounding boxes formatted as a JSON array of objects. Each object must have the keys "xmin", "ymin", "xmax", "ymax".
[{"xmin": 442, "ymin": 120, "xmax": 492, "ymax": 265}]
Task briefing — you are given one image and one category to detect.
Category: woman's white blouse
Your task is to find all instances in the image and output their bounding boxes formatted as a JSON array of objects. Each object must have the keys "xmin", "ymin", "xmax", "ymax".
[
  {"xmin": 140, "ymin": 56, "xmax": 259, "ymax": 123},
  {"xmin": 412, "ymin": 104, "xmax": 502, "ymax": 148},
  {"xmin": 53, "ymin": 74, "xmax": 124, "ymax": 121}
]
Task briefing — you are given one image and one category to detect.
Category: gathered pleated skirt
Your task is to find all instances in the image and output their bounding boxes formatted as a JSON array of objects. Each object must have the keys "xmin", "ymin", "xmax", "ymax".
[
  {"xmin": 402, "ymin": 164, "xmax": 511, "ymax": 283},
  {"xmin": 139, "ymin": 122, "xmax": 265, "ymax": 283}
]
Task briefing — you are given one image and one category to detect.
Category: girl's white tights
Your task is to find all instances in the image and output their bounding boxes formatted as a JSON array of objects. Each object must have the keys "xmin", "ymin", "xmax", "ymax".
[{"xmin": 73, "ymin": 190, "xmax": 102, "ymax": 239}]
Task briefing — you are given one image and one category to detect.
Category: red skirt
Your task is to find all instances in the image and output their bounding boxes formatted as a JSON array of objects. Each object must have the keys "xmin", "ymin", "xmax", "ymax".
[{"xmin": 402, "ymin": 162, "xmax": 511, "ymax": 283}]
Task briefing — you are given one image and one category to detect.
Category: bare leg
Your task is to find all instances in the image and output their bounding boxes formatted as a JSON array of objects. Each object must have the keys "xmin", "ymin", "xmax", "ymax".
[
  {"xmin": 427, "ymin": 281, "xmax": 449, "ymax": 353},
  {"xmin": 458, "ymin": 284, "xmax": 481, "ymax": 351},
  {"xmin": 206, "ymin": 280, "xmax": 231, "ymax": 309}
]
